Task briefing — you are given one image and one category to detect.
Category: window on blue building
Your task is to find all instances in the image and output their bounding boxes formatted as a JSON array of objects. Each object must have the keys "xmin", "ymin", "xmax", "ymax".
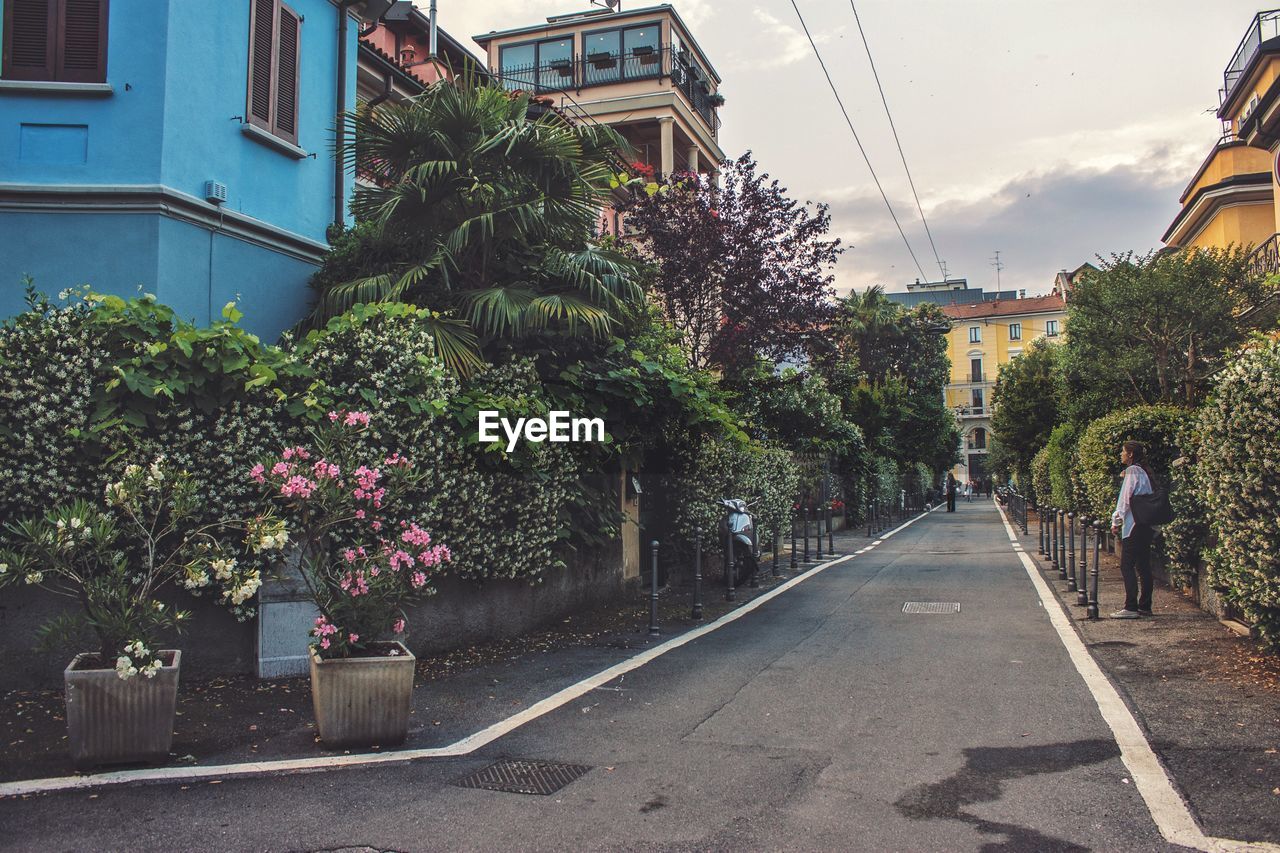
[
  {"xmin": 2, "ymin": 0, "xmax": 109, "ymax": 83},
  {"xmin": 247, "ymin": 0, "xmax": 302, "ymax": 146}
]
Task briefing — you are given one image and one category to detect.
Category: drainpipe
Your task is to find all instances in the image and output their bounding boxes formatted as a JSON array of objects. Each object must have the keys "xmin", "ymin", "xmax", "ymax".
[
  {"xmin": 428, "ymin": 0, "xmax": 437, "ymax": 58},
  {"xmin": 335, "ymin": 1, "xmax": 359, "ymax": 231},
  {"xmin": 368, "ymin": 70, "xmax": 393, "ymax": 109}
]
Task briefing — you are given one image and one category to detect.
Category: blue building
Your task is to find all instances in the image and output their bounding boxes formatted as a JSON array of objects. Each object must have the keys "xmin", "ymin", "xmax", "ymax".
[{"xmin": 0, "ymin": 0, "xmax": 359, "ymax": 340}]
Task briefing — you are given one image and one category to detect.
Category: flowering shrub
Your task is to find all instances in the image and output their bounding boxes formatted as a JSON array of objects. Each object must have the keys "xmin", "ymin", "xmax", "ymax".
[
  {"xmin": 1031, "ymin": 446, "xmax": 1052, "ymax": 507},
  {"xmin": 256, "ymin": 412, "xmax": 451, "ymax": 658},
  {"xmin": 0, "ymin": 460, "xmax": 276, "ymax": 678},
  {"xmin": 1192, "ymin": 333, "xmax": 1280, "ymax": 646}
]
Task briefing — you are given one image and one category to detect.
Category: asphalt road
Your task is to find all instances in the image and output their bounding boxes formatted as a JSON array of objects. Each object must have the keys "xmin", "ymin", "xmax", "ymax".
[{"xmin": 0, "ymin": 500, "xmax": 1178, "ymax": 852}]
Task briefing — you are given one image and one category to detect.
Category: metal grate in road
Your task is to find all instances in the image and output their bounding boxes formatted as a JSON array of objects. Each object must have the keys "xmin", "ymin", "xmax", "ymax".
[
  {"xmin": 902, "ymin": 601, "xmax": 961, "ymax": 614},
  {"xmin": 454, "ymin": 759, "xmax": 592, "ymax": 796}
]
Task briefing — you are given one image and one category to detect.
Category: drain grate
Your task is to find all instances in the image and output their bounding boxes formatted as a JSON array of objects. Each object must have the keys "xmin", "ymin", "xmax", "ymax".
[
  {"xmin": 903, "ymin": 601, "xmax": 960, "ymax": 614},
  {"xmin": 454, "ymin": 759, "xmax": 592, "ymax": 796}
]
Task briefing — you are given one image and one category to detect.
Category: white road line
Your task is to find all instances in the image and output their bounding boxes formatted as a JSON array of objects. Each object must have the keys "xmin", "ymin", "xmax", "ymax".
[
  {"xmin": 993, "ymin": 500, "xmax": 1280, "ymax": 853},
  {"xmin": 0, "ymin": 506, "xmax": 942, "ymax": 799}
]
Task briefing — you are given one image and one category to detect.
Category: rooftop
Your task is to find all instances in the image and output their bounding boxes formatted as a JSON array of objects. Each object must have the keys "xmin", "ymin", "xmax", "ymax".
[{"xmin": 941, "ymin": 294, "xmax": 1065, "ymax": 321}]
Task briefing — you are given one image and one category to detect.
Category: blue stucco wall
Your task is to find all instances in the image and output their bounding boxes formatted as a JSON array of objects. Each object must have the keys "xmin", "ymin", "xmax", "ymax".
[
  {"xmin": 0, "ymin": 0, "xmax": 355, "ymax": 338},
  {"xmin": 0, "ymin": 212, "xmax": 317, "ymax": 341}
]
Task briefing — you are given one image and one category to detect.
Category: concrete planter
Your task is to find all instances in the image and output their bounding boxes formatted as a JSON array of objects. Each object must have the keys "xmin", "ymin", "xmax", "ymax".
[
  {"xmin": 64, "ymin": 650, "xmax": 181, "ymax": 768},
  {"xmin": 310, "ymin": 642, "xmax": 414, "ymax": 748}
]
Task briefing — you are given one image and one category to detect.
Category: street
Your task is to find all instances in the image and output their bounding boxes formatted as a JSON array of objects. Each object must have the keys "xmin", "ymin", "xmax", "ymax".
[{"xmin": 0, "ymin": 501, "xmax": 1181, "ymax": 851}]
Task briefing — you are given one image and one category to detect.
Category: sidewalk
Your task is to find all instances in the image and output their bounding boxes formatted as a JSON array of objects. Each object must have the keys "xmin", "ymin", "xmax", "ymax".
[
  {"xmin": 0, "ymin": 520, "xmax": 888, "ymax": 788},
  {"xmin": 1016, "ymin": 506, "xmax": 1280, "ymax": 843}
]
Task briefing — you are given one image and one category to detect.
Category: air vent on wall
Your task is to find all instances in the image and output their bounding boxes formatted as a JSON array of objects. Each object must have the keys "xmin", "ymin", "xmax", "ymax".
[{"xmin": 204, "ymin": 180, "xmax": 228, "ymax": 205}]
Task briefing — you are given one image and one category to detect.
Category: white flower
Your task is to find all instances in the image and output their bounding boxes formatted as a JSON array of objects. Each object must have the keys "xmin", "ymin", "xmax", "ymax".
[
  {"xmin": 24, "ymin": 571, "xmax": 42, "ymax": 585},
  {"xmin": 115, "ymin": 656, "xmax": 138, "ymax": 681},
  {"xmin": 0, "ymin": 563, "xmax": 7, "ymax": 575}
]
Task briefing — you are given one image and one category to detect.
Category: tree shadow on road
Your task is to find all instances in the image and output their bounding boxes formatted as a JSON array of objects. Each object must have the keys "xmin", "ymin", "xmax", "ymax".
[{"xmin": 894, "ymin": 739, "xmax": 1121, "ymax": 852}]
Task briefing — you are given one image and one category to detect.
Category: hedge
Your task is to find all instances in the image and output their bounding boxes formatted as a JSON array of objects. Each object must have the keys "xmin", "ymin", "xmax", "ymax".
[
  {"xmin": 1076, "ymin": 404, "xmax": 1192, "ymax": 522},
  {"xmin": 1031, "ymin": 446, "xmax": 1051, "ymax": 507},
  {"xmin": 1193, "ymin": 333, "xmax": 1280, "ymax": 647}
]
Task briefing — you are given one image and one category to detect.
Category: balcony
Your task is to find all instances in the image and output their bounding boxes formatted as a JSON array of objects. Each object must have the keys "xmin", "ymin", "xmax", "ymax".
[
  {"xmin": 1240, "ymin": 233, "xmax": 1280, "ymax": 323},
  {"xmin": 495, "ymin": 45, "xmax": 721, "ymax": 137},
  {"xmin": 1223, "ymin": 10, "xmax": 1280, "ymax": 106},
  {"xmin": 954, "ymin": 406, "xmax": 987, "ymax": 419}
]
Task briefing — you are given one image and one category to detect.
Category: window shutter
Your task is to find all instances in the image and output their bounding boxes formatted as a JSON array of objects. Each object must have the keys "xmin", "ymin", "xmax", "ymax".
[
  {"xmin": 3, "ymin": 0, "xmax": 57, "ymax": 81},
  {"xmin": 56, "ymin": 0, "xmax": 106, "ymax": 82},
  {"xmin": 246, "ymin": 0, "xmax": 276, "ymax": 129},
  {"xmin": 274, "ymin": 3, "xmax": 299, "ymax": 143}
]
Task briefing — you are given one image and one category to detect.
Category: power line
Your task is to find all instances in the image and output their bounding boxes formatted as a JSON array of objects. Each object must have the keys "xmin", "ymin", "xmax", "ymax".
[
  {"xmin": 787, "ymin": 0, "xmax": 928, "ymax": 282},
  {"xmin": 847, "ymin": 0, "xmax": 945, "ymax": 280}
]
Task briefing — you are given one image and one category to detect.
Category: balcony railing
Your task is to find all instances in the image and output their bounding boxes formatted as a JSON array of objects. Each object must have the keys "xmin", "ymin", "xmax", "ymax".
[
  {"xmin": 954, "ymin": 406, "xmax": 986, "ymax": 419},
  {"xmin": 495, "ymin": 45, "xmax": 721, "ymax": 137},
  {"xmin": 1223, "ymin": 10, "xmax": 1280, "ymax": 104},
  {"xmin": 1247, "ymin": 232, "xmax": 1280, "ymax": 282}
]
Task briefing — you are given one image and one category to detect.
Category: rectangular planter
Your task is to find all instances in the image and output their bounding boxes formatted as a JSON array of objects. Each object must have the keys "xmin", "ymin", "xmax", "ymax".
[
  {"xmin": 310, "ymin": 642, "xmax": 415, "ymax": 748},
  {"xmin": 65, "ymin": 650, "xmax": 181, "ymax": 768}
]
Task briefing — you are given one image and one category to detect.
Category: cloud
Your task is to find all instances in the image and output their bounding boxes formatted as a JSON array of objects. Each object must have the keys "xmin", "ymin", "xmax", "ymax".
[{"xmin": 824, "ymin": 154, "xmax": 1188, "ymax": 296}]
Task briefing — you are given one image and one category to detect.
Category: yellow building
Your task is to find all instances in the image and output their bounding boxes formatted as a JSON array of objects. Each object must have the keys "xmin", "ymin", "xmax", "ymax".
[
  {"xmin": 1165, "ymin": 10, "xmax": 1280, "ymax": 273},
  {"xmin": 473, "ymin": 4, "xmax": 725, "ymax": 190},
  {"xmin": 941, "ymin": 293, "xmax": 1068, "ymax": 484}
]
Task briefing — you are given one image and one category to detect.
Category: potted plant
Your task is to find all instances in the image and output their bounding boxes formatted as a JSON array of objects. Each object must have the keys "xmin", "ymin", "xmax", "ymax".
[
  {"xmin": 253, "ymin": 410, "xmax": 450, "ymax": 748},
  {"xmin": 707, "ymin": 91, "xmax": 726, "ymax": 108},
  {"xmin": 0, "ymin": 460, "xmax": 276, "ymax": 767}
]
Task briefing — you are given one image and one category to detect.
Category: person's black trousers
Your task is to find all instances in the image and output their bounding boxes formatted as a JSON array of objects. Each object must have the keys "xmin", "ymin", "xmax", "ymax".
[
  {"xmin": 1119, "ymin": 523, "xmax": 1155, "ymax": 611},
  {"xmin": 946, "ymin": 493, "xmax": 956, "ymax": 512}
]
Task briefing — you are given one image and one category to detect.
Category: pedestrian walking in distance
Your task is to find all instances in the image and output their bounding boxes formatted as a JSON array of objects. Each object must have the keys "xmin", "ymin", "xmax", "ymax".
[
  {"xmin": 1110, "ymin": 440, "xmax": 1155, "ymax": 619},
  {"xmin": 946, "ymin": 473, "xmax": 957, "ymax": 512}
]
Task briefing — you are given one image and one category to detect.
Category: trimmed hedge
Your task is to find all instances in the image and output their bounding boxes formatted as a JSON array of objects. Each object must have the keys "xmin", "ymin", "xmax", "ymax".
[
  {"xmin": 1031, "ymin": 445, "xmax": 1051, "ymax": 507},
  {"xmin": 1044, "ymin": 423, "xmax": 1079, "ymax": 511},
  {"xmin": 1076, "ymin": 404, "xmax": 1192, "ymax": 521}
]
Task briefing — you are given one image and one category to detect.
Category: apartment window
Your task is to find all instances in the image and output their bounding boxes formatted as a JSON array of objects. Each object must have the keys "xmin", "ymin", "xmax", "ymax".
[
  {"xmin": 2, "ymin": 0, "xmax": 109, "ymax": 83},
  {"xmin": 970, "ymin": 427, "xmax": 987, "ymax": 450},
  {"xmin": 1046, "ymin": 319, "xmax": 1060, "ymax": 337},
  {"xmin": 969, "ymin": 326, "xmax": 981, "ymax": 343},
  {"xmin": 1008, "ymin": 322, "xmax": 1021, "ymax": 341},
  {"xmin": 499, "ymin": 36, "xmax": 573, "ymax": 92},
  {"xmin": 970, "ymin": 358, "xmax": 982, "ymax": 382},
  {"xmin": 246, "ymin": 0, "xmax": 301, "ymax": 146},
  {"xmin": 971, "ymin": 389, "xmax": 984, "ymax": 414},
  {"xmin": 583, "ymin": 29, "xmax": 621, "ymax": 84},
  {"xmin": 583, "ymin": 23, "xmax": 662, "ymax": 85}
]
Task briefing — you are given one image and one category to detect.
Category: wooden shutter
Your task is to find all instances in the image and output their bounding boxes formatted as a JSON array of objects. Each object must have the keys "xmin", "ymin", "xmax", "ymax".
[
  {"xmin": 274, "ymin": 3, "xmax": 299, "ymax": 143},
  {"xmin": 56, "ymin": 0, "xmax": 106, "ymax": 82},
  {"xmin": 2, "ymin": 0, "xmax": 57, "ymax": 81},
  {"xmin": 246, "ymin": 0, "xmax": 275, "ymax": 129}
]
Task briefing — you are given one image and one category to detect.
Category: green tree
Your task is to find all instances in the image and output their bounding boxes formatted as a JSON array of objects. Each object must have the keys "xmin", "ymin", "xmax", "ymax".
[
  {"xmin": 309, "ymin": 75, "xmax": 644, "ymax": 373},
  {"xmin": 1061, "ymin": 247, "xmax": 1262, "ymax": 427},
  {"xmin": 991, "ymin": 337, "xmax": 1063, "ymax": 490}
]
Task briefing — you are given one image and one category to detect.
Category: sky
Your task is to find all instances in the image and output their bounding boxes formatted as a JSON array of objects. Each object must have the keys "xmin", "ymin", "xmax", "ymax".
[{"xmin": 421, "ymin": 1, "xmax": 1269, "ymax": 296}]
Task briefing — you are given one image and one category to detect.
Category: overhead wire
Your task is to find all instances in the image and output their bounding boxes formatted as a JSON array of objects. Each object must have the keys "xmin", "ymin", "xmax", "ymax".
[
  {"xmin": 848, "ymin": 0, "xmax": 945, "ymax": 280},
  {"xmin": 787, "ymin": 0, "xmax": 929, "ymax": 282}
]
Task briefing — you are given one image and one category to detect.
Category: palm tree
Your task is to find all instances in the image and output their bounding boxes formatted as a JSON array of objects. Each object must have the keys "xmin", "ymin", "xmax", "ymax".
[
  {"xmin": 311, "ymin": 72, "xmax": 644, "ymax": 374},
  {"xmin": 835, "ymin": 286, "xmax": 905, "ymax": 385}
]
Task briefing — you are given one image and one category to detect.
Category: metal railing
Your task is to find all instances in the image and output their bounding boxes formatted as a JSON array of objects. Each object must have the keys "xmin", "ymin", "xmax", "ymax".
[
  {"xmin": 494, "ymin": 45, "xmax": 721, "ymax": 137},
  {"xmin": 1223, "ymin": 10, "xmax": 1280, "ymax": 104},
  {"xmin": 1246, "ymin": 232, "xmax": 1280, "ymax": 283}
]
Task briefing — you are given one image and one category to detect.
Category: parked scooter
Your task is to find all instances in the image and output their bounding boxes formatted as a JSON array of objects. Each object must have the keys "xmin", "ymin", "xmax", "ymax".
[{"xmin": 719, "ymin": 499, "xmax": 759, "ymax": 585}]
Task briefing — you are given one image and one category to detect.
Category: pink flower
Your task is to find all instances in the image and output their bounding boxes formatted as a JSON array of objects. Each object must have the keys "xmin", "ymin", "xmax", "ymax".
[
  {"xmin": 342, "ymin": 548, "xmax": 357, "ymax": 564},
  {"xmin": 371, "ymin": 520, "xmax": 382, "ymax": 531},
  {"xmin": 393, "ymin": 618, "xmax": 406, "ymax": 634},
  {"xmin": 389, "ymin": 550, "xmax": 414, "ymax": 571},
  {"xmin": 411, "ymin": 571, "xmax": 428, "ymax": 589},
  {"xmin": 401, "ymin": 523, "xmax": 432, "ymax": 549},
  {"xmin": 313, "ymin": 460, "xmax": 339, "ymax": 480},
  {"xmin": 348, "ymin": 633, "xmax": 359, "ymax": 643},
  {"xmin": 328, "ymin": 411, "xmax": 340, "ymax": 422},
  {"xmin": 271, "ymin": 461, "xmax": 289, "ymax": 477},
  {"xmin": 280, "ymin": 475, "xmax": 316, "ymax": 499},
  {"xmin": 282, "ymin": 447, "xmax": 295, "ymax": 461},
  {"xmin": 320, "ymin": 638, "xmax": 330, "ymax": 650},
  {"xmin": 250, "ymin": 463, "xmax": 266, "ymax": 484},
  {"xmin": 355, "ymin": 509, "xmax": 366, "ymax": 520},
  {"xmin": 343, "ymin": 411, "xmax": 371, "ymax": 428}
]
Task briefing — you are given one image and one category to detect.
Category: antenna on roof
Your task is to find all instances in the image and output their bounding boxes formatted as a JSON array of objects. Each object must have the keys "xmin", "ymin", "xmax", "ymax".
[
  {"xmin": 990, "ymin": 250, "xmax": 1004, "ymax": 289},
  {"xmin": 590, "ymin": 0, "xmax": 621, "ymax": 9}
]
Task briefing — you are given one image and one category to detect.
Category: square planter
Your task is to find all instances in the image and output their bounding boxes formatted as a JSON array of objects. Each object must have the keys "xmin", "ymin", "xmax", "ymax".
[
  {"xmin": 65, "ymin": 650, "xmax": 181, "ymax": 768},
  {"xmin": 310, "ymin": 642, "xmax": 415, "ymax": 748}
]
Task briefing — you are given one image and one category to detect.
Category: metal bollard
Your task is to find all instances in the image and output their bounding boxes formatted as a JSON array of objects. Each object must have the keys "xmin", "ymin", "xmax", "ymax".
[
  {"xmin": 815, "ymin": 502, "xmax": 824, "ymax": 560},
  {"xmin": 649, "ymin": 540, "xmax": 660, "ymax": 636},
  {"xmin": 692, "ymin": 528, "xmax": 703, "ymax": 620},
  {"xmin": 1050, "ymin": 507, "xmax": 1059, "ymax": 573},
  {"xmin": 1087, "ymin": 521, "xmax": 1101, "ymax": 619},
  {"xmin": 1057, "ymin": 510, "xmax": 1067, "ymax": 579},
  {"xmin": 1066, "ymin": 513, "xmax": 1077, "ymax": 592},
  {"xmin": 726, "ymin": 521, "xmax": 736, "ymax": 602},
  {"xmin": 1020, "ymin": 496, "xmax": 1028, "ymax": 535},
  {"xmin": 1038, "ymin": 505, "xmax": 1046, "ymax": 555},
  {"xmin": 773, "ymin": 527, "xmax": 781, "ymax": 578},
  {"xmin": 790, "ymin": 508, "xmax": 798, "ymax": 570},
  {"xmin": 803, "ymin": 501, "xmax": 811, "ymax": 562},
  {"xmin": 827, "ymin": 503, "xmax": 834, "ymax": 554},
  {"xmin": 867, "ymin": 502, "xmax": 873, "ymax": 538},
  {"xmin": 1076, "ymin": 518, "xmax": 1090, "ymax": 606}
]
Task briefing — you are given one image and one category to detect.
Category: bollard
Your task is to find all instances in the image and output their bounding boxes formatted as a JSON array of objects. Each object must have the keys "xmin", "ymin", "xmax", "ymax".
[
  {"xmin": 692, "ymin": 528, "xmax": 704, "ymax": 620},
  {"xmin": 790, "ymin": 508, "xmax": 798, "ymax": 570},
  {"xmin": 803, "ymin": 500, "xmax": 811, "ymax": 562},
  {"xmin": 1038, "ymin": 505, "xmax": 1046, "ymax": 556},
  {"xmin": 1066, "ymin": 513, "xmax": 1077, "ymax": 592},
  {"xmin": 1087, "ymin": 521, "xmax": 1101, "ymax": 619},
  {"xmin": 827, "ymin": 503, "xmax": 835, "ymax": 554},
  {"xmin": 1058, "ymin": 510, "xmax": 1068, "ymax": 580},
  {"xmin": 867, "ymin": 502, "xmax": 873, "ymax": 538},
  {"xmin": 815, "ymin": 502, "xmax": 824, "ymax": 560},
  {"xmin": 1076, "ymin": 518, "xmax": 1090, "ymax": 606},
  {"xmin": 773, "ymin": 527, "xmax": 781, "ymax": 578},
  {"xmin": 649, "ymin": 540, "xmax": 660, "ymax": 636},
  {"xmin": 1020, "ymin": 496, "xmax": 1028, "ymax": 535},
  {"xmin": 726, "ymin": 520, "xmax": 736, "ymax": 602},
  {"xmin": 1049, "ymin": 507, "xmax": 1059, "ymax": 573}
]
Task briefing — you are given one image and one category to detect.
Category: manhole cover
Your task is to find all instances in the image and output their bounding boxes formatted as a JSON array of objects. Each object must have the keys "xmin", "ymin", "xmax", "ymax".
[
  {"xmin": 903, "ymin": 601, "xmax": 960, "ymax": 614},
  {"xmin": 454, "ymin": 759, "xmax": 591, "ymax": 796}
]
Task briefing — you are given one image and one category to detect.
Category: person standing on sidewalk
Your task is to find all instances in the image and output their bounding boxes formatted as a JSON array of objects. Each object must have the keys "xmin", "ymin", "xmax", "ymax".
[
  {"xmin": 946, "ymin": 473, "xmax": 957, "ymax": 512},
  {"xmin": 1110, "ymin": 440, "xmax": 1155, "ymax": 619}
]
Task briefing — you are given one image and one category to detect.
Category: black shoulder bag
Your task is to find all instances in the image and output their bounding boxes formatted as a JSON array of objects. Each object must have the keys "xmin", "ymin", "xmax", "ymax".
[{"xmin": 1130, "ymin": 469, "xmax": 1173, "ymax": 526}]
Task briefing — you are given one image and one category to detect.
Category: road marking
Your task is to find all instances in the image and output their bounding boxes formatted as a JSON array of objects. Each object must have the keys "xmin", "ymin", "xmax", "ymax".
[
  {"xmin": 994, "ymin": 500, "xmax": 1280, "ymax": 853},
  {"xmin": 0, "ymin": 506, "xmax": 942, "ymax": 799}
]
